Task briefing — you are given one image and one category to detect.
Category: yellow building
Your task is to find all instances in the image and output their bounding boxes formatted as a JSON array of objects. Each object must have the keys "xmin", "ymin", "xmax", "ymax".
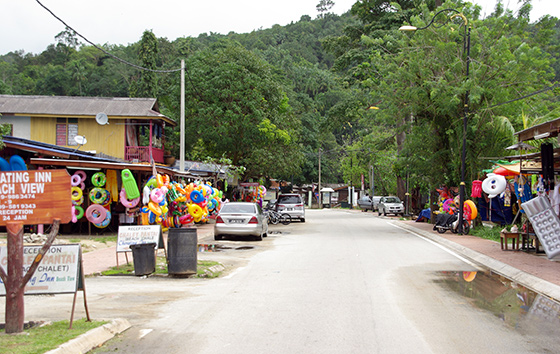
[{"xmin": 0, "ymin": 95, "xmax": 176, "ymax": 164}]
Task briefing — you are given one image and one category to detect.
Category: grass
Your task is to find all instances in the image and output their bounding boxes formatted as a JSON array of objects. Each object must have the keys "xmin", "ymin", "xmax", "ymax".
[
  {"xmin": 0, "ymin": 318, "xmax": 106, "ymax": 354},
  {"xmin": 469, "ymin": 224, "xmax": 502, "ymax": 242},
  {"xmin": 100, "ymin": 257, "xmax": 222, "ymax": 278}
]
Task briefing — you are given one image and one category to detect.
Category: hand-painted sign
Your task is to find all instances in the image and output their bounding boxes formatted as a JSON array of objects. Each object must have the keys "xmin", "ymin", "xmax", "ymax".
[
  {"xmin": 117, "ymin": 225, "xmax": 162, "ymax": 252},
  {"xmin": 0, "ymin": 244, "xmax": 81, "ymax": 295},
  {"xmin": 0, "ymin": 170, "xmax": 72, "ymax": 225}
]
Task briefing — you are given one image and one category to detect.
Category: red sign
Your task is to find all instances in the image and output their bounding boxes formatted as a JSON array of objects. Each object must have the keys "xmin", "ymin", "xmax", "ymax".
[{"xmin": 0, "ymin": 170, "xmax": 72, "ymax": 225}]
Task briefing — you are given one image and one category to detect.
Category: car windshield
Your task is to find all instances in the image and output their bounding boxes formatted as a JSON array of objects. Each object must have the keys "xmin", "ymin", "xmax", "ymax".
[
  {"xmin": 278, "ymin": 195, "xmax": 301, "ymax": 204},
  {"xmin": 221, "ymin": 203, "xmax": 256, "ymax": 213},
  {"xmin": 385, "ymin": 197, "xmax": 401, "ymax": 203}
]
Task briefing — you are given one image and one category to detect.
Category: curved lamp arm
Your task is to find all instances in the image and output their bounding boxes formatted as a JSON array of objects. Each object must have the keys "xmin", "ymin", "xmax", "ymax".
[{"xmin": 399, "ymin": 8, "xmax": 468, "ymax": 32}]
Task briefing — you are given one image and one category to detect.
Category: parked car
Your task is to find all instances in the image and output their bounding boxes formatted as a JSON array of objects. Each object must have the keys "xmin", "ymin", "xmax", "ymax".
[
  {"xmin": 276, "ymin": 193, "xmax": 305, "ymax": 222},
  {"xmin": 214, "ymin": 202, "xmax": 268, "ymax": 241},
  {"xmin": 357, "ymin": 196, "xmax": 373, "ymax": 211},
  {"xmin": 377, "ymin": 196, "xmax": 404, "ymax": 216},
  {"xmin": 357, "ymin": 196, "xmax": 382, "ymax": 212}
]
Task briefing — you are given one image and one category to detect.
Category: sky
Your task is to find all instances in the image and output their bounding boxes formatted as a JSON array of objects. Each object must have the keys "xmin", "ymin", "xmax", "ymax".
[{"xmin": 2, "ymin": 0, "xmax": 560, "ymax": 55}]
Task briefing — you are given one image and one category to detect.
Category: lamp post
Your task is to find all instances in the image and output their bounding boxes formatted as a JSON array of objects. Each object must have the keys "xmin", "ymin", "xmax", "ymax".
[{"xmin": 399, "ymin": 9, "xmax": 471, "ymax": 234}]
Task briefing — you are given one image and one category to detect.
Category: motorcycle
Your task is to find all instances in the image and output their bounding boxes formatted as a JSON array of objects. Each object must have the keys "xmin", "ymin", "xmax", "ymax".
[{"xmin": 433, "ymin": 213, "xmax": 470, "ymax": 234}]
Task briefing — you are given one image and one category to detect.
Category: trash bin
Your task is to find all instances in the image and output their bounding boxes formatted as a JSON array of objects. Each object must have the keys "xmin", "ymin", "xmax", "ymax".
[
  {"xmin": 167, "ymin": 228, "xmax": 197, "ymax": 277},
  {"xmin": 130, "ymin": 243, "xmax": 157, "ymax": 276}
]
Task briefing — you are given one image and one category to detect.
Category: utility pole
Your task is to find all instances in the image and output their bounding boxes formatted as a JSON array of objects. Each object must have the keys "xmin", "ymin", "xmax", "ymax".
[{"xmin": 318, "ymin": 148, "xmax": 322, "ymax": 207}]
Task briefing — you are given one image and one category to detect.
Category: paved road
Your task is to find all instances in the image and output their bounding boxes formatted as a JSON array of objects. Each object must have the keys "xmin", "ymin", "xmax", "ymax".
[{"xmin": 92, "ymin": 209, "xmax": 560, "ymax": 353}]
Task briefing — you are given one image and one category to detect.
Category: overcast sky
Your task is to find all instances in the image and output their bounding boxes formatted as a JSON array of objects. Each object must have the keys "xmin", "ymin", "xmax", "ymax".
[{"xmin": 2, "ymin": 0, "xmax": 559, "ymax": 55}]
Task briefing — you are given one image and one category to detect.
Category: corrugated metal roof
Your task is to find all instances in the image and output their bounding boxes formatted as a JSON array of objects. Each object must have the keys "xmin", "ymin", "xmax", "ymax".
[{"xmin": 0, "ymin": 95, "xmax": 164, "ymax": 119}]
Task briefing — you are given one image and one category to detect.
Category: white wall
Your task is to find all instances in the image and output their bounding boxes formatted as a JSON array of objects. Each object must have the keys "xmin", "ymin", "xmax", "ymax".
[{"xmin": 1, "ymin": 115, "xmax": 31, "ymax": 139}]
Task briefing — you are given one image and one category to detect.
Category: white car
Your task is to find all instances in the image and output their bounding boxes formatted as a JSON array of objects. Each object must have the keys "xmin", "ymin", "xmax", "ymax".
[
  {"xmin": 214, "ymin": 202, "xmax": 268, "ymax": 241},
  {"xmin": 377, "ymin": 196, "xmax": 404, "ymax": 216},
  {"xmin": 276, "ymin": 193, "xmax": 305, "ymax": 222}
]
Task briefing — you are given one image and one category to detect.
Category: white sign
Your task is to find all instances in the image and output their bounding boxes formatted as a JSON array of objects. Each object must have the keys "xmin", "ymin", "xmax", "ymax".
[
  {"xmin": 0, "ymin": 244, "xmax": 80, "ymax": 295},
  {"xmin": 117, "ymin": 225, "xmax": 161, "ymax": 253}
]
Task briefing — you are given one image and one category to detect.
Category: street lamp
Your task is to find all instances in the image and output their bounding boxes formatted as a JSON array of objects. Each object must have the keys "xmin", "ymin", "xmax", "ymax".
[{"xmin": 399, "ymin": 9, "xmax": 471, "ymax": 234}]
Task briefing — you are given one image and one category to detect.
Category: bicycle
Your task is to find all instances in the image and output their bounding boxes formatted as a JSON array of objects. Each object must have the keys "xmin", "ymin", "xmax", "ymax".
[{"xmin": 264, "ymin": 209, "xmax": 291, "ymax": 225}]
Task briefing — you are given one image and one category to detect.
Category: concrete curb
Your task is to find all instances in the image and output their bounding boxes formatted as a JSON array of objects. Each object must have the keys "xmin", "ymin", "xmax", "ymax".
[
  {"xmin": 44, "ymin": 318, "xmax": 131, "ymax": 354},
  {"xmin": 395, "ymin": 221, "xmax": 560, "ymax": 302}
]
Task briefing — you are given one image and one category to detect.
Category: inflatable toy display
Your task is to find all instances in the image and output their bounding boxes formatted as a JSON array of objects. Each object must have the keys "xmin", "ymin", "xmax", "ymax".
[{"xmin": 482, "ymin": 173, "xmax": 507, "ymax": 198}]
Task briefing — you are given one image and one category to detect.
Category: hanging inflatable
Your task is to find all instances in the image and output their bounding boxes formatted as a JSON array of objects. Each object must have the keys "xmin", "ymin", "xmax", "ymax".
[{"xmin": 482, "ymin": 173, "xmax": 507, "ymax": 198}]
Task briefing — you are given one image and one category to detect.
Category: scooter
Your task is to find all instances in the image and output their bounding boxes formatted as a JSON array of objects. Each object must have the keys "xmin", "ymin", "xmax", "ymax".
[{"xmin": 433, "ymin": 213, "xmax": 470, "ymax": 234}]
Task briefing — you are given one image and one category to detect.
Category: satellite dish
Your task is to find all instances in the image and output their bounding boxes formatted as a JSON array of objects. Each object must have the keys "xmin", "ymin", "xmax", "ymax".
[
  {"xmin": 95, "ymin": 112, "xmax": 109, "ymax": 125},
  {"xmin": 74, "ymin": 135, "xmax": 87, "ymax": 145}
]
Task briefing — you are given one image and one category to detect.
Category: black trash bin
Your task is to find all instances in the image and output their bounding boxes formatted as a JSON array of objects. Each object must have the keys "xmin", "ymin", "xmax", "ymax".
[
  {"xmin": 167, "ymin": 228, "xmax": 197, "ymax": 277},
  {"xmin": 130, "ymin": 242, "xmax": 157, "ymax": 276}
]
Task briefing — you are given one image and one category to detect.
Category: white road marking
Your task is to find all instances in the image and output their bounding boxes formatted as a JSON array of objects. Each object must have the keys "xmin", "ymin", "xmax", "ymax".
[{"xmin": 389, "ymin": 222, "xmax": 482, "ymax": 269}]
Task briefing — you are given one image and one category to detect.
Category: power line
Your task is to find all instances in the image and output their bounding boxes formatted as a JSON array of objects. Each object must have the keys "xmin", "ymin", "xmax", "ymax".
[{"xmin": 35, "ymin": 0, "xmax": 181, "ymax": 73}]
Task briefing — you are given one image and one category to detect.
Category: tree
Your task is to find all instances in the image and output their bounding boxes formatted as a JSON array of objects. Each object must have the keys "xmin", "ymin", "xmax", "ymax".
[
  {"xmin": 180, "ymin": 40, "xmax": 303, "ymax": 180},
  {"xmin": 130, "ymin": 30, "xmax": 159, "ymax": 98}
]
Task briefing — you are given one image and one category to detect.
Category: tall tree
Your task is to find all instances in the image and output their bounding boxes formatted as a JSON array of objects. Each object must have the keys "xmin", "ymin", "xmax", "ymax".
[{"xmin": 130, "ymin": 30, "xmax": 159, "ymax": 98}]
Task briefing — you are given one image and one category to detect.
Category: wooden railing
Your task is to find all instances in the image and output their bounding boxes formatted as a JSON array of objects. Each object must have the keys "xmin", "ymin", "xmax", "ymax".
[{"xmin": 125, "ymin": 146, "xmax": 164, "ymax": 163}]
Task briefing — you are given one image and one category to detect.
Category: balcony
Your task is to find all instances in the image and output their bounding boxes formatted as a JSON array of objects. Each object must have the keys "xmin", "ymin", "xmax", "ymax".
[{"xmin": 125, "ymin": 146, "xmax": 164, "ymax": 164}]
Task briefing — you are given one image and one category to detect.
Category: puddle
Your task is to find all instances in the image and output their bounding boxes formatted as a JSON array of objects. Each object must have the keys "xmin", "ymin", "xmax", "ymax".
[
  {"xmin": 197, "ymin": 244, "xmax": 255, "ymax": 251},
  {"xmin": 435, "ymin": 270, "xmax": 560, "ymax": 336}
]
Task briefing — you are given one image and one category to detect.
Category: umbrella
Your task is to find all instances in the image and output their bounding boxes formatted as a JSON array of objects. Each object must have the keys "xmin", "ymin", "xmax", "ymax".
[{"xmin": 505, "ymin": 142, "xmax": 536, "ymax": 150}]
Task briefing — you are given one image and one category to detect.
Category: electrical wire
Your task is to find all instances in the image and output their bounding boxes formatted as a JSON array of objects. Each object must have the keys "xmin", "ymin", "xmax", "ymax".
[{"xmin": 35, "ymin": 0, "xmax": 181, "ymax": 73}]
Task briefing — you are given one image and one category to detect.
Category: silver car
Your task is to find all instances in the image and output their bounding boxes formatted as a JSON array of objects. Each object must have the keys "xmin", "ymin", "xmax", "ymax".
[
  {"xmin": 214, "ymin": 202, "xmax": 268, "ymax": 241},
  {"xmin": 276, "ymin": 193, "xmax": 305, "ymax": 222},
  {"xmin": 377, "ymin": 196, "xmax": 404, "ymax": 216}
]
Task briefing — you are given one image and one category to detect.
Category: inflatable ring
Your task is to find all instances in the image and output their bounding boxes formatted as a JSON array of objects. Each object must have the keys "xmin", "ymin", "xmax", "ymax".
[
  {"xmin": 179, "ymin": 214, "xmax": 194, "ymax": 224},
  {"xmin": 156, "ymin": 174, "xmax": 164, "ymax": 188},
  {"xmin": 91, "ymin": 172, "xmax": 107, "ymax": 187},
  {"xmin": 9, "ymin": 155, "xmax": 27, "ymax": 171},
  {"xmin": 75, "ymin": 170, "xmax": 87, "ymax": 183},
  {"xmin": 120, "ymin": 188, "xmax": 140, "ymax": 208},
  {"xmin": 148, "ymin": 201, "xmax": 162, "ymax": 215},
  {"xmin": 188, "ymin": 203, "xmax": 203, "ymax": 219},
  {"xmin": 89, "ymin": 188, "xmax": 109, "ymax": 204},
  {"xmin": 0, "ymin": 157, "xmax": 11, "ymax": 171},
  {"xmin": 464, "ymin": 200, "xmax": 478, "ymax": 220},
  {"xmin": 74, "ymin": 205, "xmax": 84, "ymax": 220},
  {"xmin": 71, "ymin": 186, "xmax": 83, "ymax": 201},
  {"xmin": 71, "ymin": 174, "xmax": 82, "ymax": 186},
  {"xmin": 150, "ymin": 189, "xmax": 165, "ymax": 204},
  {"xmin": 94, "ymin": 210, "xmax": 111, "ymax": 228},
  {"xmin": 72, "ymin": 195, "xmax": 84, "ymax": 206},
  {"xmin": 190, "ymin": 190, "xmax": 204, "ymax": 204},
  {"xmin": 86, "ymin": 204, "xmax": 107, "ymax": 224}
]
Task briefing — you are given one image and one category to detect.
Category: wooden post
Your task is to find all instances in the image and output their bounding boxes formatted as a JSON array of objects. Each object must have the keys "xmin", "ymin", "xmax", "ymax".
[
  {"xmin": 3, "ymin": 222, "xmax": 24, "ymax": 333},
  {"xmin": 0, "ymin": 219, "xmax": 61, "ymax": 333}
]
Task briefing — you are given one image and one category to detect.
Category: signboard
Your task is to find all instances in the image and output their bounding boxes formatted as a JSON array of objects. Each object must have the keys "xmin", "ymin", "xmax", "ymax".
[
  {"xmin": 117, "ymin": 225, "xmax": 163, "ymax": 253},
  {"xmin": 0, "ymin": 170, "xmax": 72, "ymax": 225},
  {"xmin": 0, "ymin": 244, "xmax": 81, "ymax": 295}
]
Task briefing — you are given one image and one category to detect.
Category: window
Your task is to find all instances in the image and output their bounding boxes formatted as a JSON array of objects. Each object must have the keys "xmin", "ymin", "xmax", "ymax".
[{"xmin": 56, "ymin": 118, "xmax": 79, "ymax": 146}]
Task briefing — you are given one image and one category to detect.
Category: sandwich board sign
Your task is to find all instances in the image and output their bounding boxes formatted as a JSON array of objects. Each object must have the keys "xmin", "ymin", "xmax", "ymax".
[{"xmin": 0, "ymin": 170, "xmax": 72, "ymax": 225}]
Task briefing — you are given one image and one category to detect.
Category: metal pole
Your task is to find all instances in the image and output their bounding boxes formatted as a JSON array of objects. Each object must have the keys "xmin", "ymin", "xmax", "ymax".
[
  {"xmin": 318, "ymin": 148, "xmax": 322, "ymax": 207},
  {"xmin": 180, "ymin": 59, "xmax": 185, "ymax": 172},
  {"xmin": 458, "ymin": 26, "xmax": 471, "ymax": 235}
]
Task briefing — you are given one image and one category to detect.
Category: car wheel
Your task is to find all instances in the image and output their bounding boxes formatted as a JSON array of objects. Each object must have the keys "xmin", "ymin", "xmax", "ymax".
[
  {"xmin": 263, "ymin": 232, "xmax": 268, "ymax": 237},
  {"xmin": 301, "ymin": 218, "xmax": 305, "ymax": 223},
  {"xmin": 214, "ymin": 235, "xmax": 222, "ymax": 241}
]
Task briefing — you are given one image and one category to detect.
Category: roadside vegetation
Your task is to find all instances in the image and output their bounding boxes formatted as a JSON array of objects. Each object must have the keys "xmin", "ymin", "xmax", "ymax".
[
  {"xmin": 100, "ymin": 257, "xmax": 223, "ymax": 278},
  {"xmin": 0, "ymin": 318, "xmax": 106, "ymax": 354}
]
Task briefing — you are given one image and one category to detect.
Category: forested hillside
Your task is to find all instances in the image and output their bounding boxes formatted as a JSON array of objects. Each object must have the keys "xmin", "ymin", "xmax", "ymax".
[{"xmin": 1, "ymin": 0, "xmax": 559, "ymax": 200}]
